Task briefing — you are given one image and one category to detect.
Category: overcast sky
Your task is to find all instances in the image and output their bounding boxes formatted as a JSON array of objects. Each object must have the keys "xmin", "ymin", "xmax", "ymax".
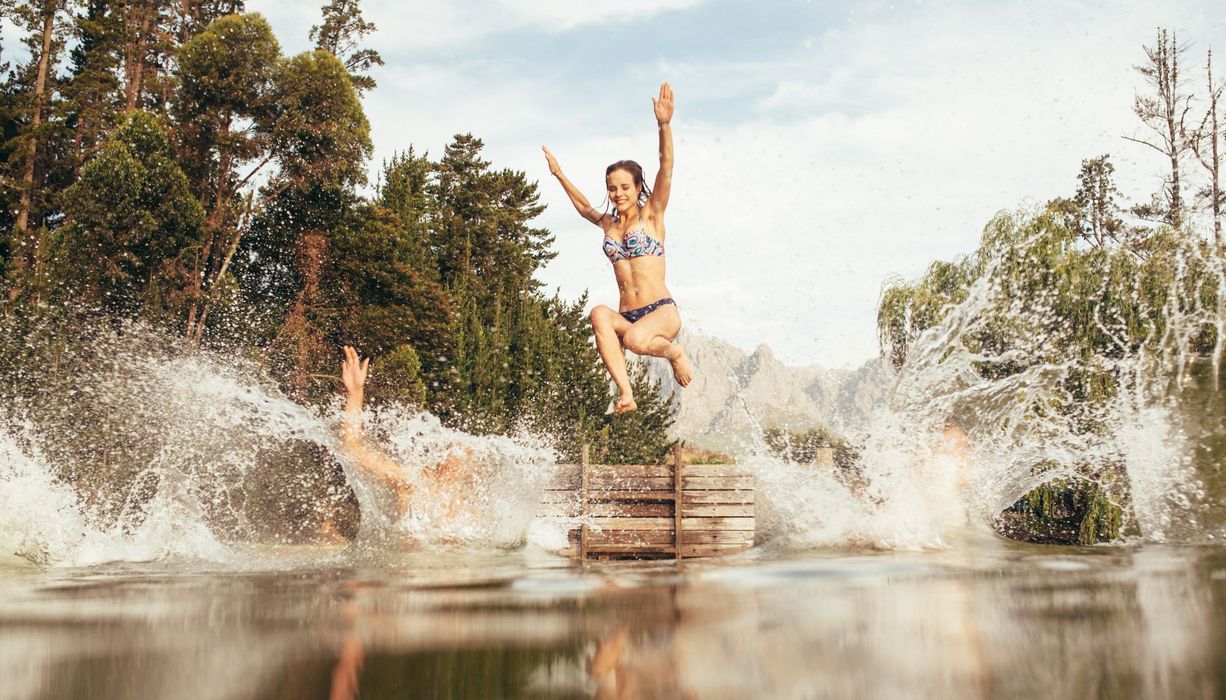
[{"xmin": 89, "ymin": 2, "xmax": 1226, "ymax": 365}]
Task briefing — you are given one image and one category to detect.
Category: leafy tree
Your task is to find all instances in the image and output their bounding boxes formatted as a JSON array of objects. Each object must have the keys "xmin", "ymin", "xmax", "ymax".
[{"xmin": 173, "ymin": 12, "xmax": 281, "ymax": 342}]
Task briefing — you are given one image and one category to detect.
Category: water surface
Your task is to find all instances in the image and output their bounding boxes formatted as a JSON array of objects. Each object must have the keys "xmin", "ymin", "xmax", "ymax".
[{"xmin": 3, "ymin": 538, "xmax": 1223, "ymax": 699}]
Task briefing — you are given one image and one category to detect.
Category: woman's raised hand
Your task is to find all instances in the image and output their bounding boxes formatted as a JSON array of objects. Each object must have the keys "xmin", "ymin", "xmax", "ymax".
[
  {"xmin": 541, "ymin": 145, "xmax": 561, "ymax": 176},
  {"xmin": 653, "ymin": 82, "xmax": 674, "ymax": 125}
]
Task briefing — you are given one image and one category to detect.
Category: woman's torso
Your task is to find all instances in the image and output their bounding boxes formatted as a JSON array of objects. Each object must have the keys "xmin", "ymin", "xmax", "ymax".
[{"xmin": 603, "ymin": 210, "xmax": 670, "ymax": 311}]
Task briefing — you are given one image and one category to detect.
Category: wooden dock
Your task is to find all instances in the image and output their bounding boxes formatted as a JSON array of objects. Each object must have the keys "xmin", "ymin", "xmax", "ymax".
[{"xmin": 537, "ymin": 446, "xmax": 755, "ymax": 560}]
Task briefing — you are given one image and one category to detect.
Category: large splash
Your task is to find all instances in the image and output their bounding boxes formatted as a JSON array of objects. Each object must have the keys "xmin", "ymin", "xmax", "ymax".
[
  {"xmin": 747, "ymin": 213, "xmax": 1224, "ymax": 550},
  {"xmin": 0, "ymin": 329, "xmax": 556, "ymax": 567}
]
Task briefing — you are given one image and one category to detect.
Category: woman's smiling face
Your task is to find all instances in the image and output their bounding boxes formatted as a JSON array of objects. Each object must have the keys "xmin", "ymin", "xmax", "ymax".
[{"xmin": 606, "ymin": 168, "xmax": 640, "ymax": 216}]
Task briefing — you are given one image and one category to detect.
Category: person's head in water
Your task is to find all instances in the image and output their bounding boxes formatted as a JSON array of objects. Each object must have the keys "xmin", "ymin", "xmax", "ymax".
[{"xmin": 605, "ymin": 160, "xmax": 652, "ymax": 222}]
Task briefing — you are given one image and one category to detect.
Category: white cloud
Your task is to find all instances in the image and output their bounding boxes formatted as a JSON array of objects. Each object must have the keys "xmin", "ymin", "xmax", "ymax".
[{"xmin": 252, "ymin": 0, "xmax": 706, "ymax": 55}]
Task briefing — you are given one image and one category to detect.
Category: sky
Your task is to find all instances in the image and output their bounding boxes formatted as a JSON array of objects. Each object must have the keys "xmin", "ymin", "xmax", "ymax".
[{"xmin": 40, "ymin": 1, "xmax": 1226, "ymax": 367}]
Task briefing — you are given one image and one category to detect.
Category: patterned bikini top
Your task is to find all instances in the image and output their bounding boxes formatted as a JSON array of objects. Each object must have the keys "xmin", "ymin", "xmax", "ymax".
[{"xmin": 603, "ymin": 225, "xmax": 665, "ymax": 264}]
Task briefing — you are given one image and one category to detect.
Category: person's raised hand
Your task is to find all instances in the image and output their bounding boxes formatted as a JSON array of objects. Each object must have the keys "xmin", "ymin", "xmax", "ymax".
[
  {"xmin": 541, "ymin": 145, "xmax": 561, "ymax": 175},
  {"xmin": 341, "ymin": 345, "xmax": 369, "ymax": 397},
  {"xmin": 652, "ymin": 82, "xmax": 674, "ymax": 124}
]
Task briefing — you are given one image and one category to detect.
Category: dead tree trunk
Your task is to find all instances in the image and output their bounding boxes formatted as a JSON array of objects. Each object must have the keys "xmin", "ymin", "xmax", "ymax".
[{"xmin": 1126, "ymin": 28, "xmax": 1194, "ymax": 228}]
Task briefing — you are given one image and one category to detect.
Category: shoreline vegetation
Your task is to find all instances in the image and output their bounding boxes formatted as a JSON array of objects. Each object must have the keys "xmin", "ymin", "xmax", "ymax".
[
  {"xmin": 0, "ymin": 1, "xmax": 676, "ymax": 541},
  {"xmin": 877, "ymin": 29, "xmax": 1226, "ymax": 545}
]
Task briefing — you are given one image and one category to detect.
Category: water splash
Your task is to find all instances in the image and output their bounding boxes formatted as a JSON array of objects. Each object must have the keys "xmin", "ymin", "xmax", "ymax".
[
  {"xmin": 0, "ymin": 328, "xmax": 556, "ymax": 567},
  {"xmin": 746, "ymin": 215, "xmax": 1224, "ymax": 549}
]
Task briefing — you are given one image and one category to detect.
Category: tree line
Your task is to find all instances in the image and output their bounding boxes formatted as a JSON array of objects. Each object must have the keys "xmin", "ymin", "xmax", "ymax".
[
  {"xmin": 876, "ymin": 28, "xmax": 1226, "ymax": 544},
  {"xmin": 0, "ymin": 0, "xmax": 675, "ymax": 466}
]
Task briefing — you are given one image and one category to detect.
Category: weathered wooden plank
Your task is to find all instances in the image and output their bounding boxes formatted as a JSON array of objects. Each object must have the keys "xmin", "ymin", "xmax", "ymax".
[
  {"xmin": 584, "ymin": 544, "xmax": 676, "ymax": 554},
  {"xmin": 587, "ymin": 530, "xmax": 675, "ymax": 545},
  {"xmin": 683, "ymin": 476, "xmax": 754, "ymax": 491},
  {"xmin": 680, "ymin": 504, "xmax": 754, "ymax": 518},
  {"xmin": 585, "ymin": 502, "xmax": 672, "ymax": 517},
  {"xmin": 681, "ymin": 464, "xmax": 752, "ymax": 478},
  {"xmin": 681, "ymin": 531, "xmax": 754, "ymax": 545},
  {"xmin": 587, "ymin": 517, "xmax": 674, "ymax": 531},
  {"xmin": 681, "ymin": 517, "xmax": 756, "ymax": 531},
  {"xmin": 682, "ymin": 491, "xmax": 754, "ymax": 505},
  {"xmin": 589, "ymin": 477, "xmax": 674, "ymax": 491},
  {"xmin": 586, "ymin": 490, "xmax": 676, "ymax": 502},
  {"xmin": 680, "ymin": 543, "xmax": 752, "ymax": 557},
  {"xmin": 588, "ymin": 464, "xmax": 672, "ymax": 479}
]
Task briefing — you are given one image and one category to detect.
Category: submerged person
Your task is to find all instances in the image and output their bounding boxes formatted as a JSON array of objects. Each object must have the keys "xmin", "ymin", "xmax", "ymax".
[
  {"xmin": 542, "ymin": 82, "xmax": 694, "ymax": 413},
  {"xmin": 338, "ymin": 345, "xmax": 476, "ymax": 526}
]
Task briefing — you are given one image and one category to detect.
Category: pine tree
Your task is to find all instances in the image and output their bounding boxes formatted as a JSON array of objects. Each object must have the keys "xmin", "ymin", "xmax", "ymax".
[
  {"xmin": 5, "ymin": 0, "xmax": 75, "ymax": 301},
  {"xmin": 310, "ymin": 0, "xmax": 382, "ymax": 94},
  {"xmin": 49, "ymin": 110, "xmax": 203, "ymax": 317}
]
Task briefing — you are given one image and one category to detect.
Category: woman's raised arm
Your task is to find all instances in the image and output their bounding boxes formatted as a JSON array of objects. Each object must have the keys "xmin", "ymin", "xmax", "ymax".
[
  {"xmin": 542, "ymin": 145, "xmax": 606, "ymax": 226},
  {"xmin": 650, "ymin": 82, "xmax": 674, "ymax": 216}
]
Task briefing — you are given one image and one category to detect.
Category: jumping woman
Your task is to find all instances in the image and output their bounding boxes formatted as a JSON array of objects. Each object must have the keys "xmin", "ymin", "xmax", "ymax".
[{"xmin": 542, "ymin": 82, "xmax": 693, "ymax": 414}]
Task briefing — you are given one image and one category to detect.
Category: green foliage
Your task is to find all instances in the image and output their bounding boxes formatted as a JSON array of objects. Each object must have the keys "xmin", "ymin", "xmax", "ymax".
[
  {"xmin": 998, "ymin": 477, "xmax": 1126, "ymax": 545},
  {"xmin": 0, "ymin": 1, "xmax": 675, "ymax": 496},
  {"xmin": 50, "ymin": 111, "xmax": 203, "ymax": 317},
  {"xmin": 367, "ymin": 344, "xmax": 427, "ymax": 407},
  {"xmin": 597, "ymin": 360, "xmax": 677, "ymax": 464},
  {"xmin": 268, "ymin": 49, "xmax": 371, "ymax": 188},
  {"xmin": 310, "ymin": 0, "xmax": 383, "ymax": 93}
]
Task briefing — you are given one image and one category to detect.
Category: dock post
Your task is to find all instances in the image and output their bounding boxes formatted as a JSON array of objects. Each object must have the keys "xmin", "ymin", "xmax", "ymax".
[
  {"xmin": 673, "ymin": 443, "xmax": 684, "ymax": 559},
  {"xmin": 580, "ymin": 443, "xmax": 590, "ymax": 560}
]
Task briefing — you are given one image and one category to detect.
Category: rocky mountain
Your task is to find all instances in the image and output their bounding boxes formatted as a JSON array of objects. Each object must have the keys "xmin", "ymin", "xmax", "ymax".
[{"xmin": 639, "ymin": 329, "xmax": 890, "ymax": 453}]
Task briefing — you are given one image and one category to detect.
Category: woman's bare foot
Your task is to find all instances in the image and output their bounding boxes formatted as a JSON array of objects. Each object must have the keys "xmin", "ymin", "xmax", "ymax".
[
  {"xmin": 612, "ymin": 393, "xmax": 637, "ymax": 414},
  {"xmin": 668, "ymin": 344, "xmax": 693, "ymax": 387}
]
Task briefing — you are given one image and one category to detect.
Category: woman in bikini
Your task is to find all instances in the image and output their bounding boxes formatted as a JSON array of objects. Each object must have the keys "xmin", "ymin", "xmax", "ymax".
[{"xmin": 541, "ymin": 82, "xmax": 693, "ymax": 414}]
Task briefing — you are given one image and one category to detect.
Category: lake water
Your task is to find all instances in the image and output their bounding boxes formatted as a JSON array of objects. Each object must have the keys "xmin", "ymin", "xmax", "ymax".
[{"xmin": 3, "ymin": 535, "xmax": 1223, "ymax": 699}]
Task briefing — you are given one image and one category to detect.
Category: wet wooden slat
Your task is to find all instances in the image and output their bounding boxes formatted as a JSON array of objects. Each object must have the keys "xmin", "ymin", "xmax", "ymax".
[
  {"xmin": 586, "ymin": 517, "xmax": 673, "ymax": 531},
  {"xmin": 681, "ymin": 531, "xmax": 754, "ymax": 545},
  {"xmin": 682, "ymin": 476, "xmax": 754, "ymax": 491},
  {"xmin": 588, "ymin": 476, "xmax": 674, "ymax": 491},
  {"xmin": 680, "ymin": 504, "xmax": 754, "ymax": 518},
  {"xmin": 588, "ymin": 464, "xmax": 672, "ymax": 479},
  {"xmin": 682, "ymin": 491, "xmax": 754, "ymax": 505},
  {"xmin": 584, "ymin": 502, "xmax": 673, "ymax": 517},
  {"xmin": 682, "ymin": 517, "xmax": 756, "ymax": 532},
  {"xmin": 585, "ymin": 545, "xmax": 677, "ymax": 555},
  {"xmin": 585, "ymin": 490, "xmax": 676, "ymax": 501},
  {"xmin": 680, "ymin": 464, "xmax": 751, "ymax": 478},
  {"xmin": 680, "ymin": 543, "xmax": 752, "ymax": 557},
  {"xmin": 586, "ymin": 530, "xmax": 675, "ymax": 545}
]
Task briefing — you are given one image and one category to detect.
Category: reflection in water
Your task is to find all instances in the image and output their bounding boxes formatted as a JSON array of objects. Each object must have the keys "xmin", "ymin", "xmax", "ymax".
[{"xmin": 0, "ymin": 543, "xmax": 1223, "ymax": 699}]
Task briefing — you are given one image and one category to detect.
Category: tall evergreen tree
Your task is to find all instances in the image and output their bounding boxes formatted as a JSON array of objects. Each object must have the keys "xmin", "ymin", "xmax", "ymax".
[
  {"xmin": 310, "ymin": 0, "xmax": 382, "ymax": 94},
  {"xmin": 49, "ymin": 110, "xmax": 203, "ymax": 317},
  {"xmin": 5, "ymin": 0, "xmax": 75, "ymax": 301}
]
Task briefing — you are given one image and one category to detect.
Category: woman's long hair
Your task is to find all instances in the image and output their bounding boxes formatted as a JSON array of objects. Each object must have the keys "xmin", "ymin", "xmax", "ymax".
[{"xmin": 600, "ymin": 160, "xmax": 652, "ymax": 223}]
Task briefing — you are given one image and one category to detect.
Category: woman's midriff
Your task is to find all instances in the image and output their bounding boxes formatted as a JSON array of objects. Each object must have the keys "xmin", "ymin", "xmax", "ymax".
[{"xmin": 612, "ymin": 257, "xmax": 671, "ymax": 311}]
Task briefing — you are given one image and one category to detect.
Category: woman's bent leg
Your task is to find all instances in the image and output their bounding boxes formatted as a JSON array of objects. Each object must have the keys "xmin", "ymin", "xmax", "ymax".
[
  {"xmin": 621, "ymin": 305, "xmax": 693, "ymax": 387},
  {"xmin": 590, "ymin": 305, "xmax": 637, "ymax": 412}
]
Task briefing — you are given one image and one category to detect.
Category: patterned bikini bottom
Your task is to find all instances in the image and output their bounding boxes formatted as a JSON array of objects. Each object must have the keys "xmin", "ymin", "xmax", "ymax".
[{"xmin": 619, "ymin": 297, "xmax": 677, "ymax": 324}]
